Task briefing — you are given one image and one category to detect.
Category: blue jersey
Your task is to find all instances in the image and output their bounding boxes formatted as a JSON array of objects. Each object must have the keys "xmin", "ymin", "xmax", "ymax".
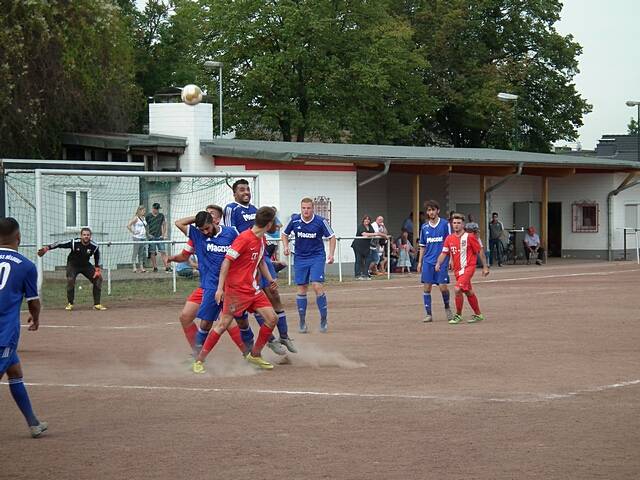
[
  {"xmin": 0, "ymin": 248, "xmax": 38, "ymax": 348},
  {"xmin": 419, "ymin": 218, "xmax": 451, "ymax": 264},
  {"xmin": 284, "ymin": 214, "xmax": 334, "ymax": 259},
  {"xmin": 223, "ymin": 202, "xmax": 257, "ymax": 233},
  {"xmin": 188, "ymin": 225, "xmax": 238, "ymax": 290}
]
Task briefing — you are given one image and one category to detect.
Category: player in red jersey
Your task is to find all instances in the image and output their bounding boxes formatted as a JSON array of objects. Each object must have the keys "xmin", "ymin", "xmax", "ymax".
[
  {"xmin": 193, "ymin": 207, "xmax": 280, "ymax": 372},
  {"xmin": 435, "ymin": 213, "xmax": 489, "ymax": 324}
]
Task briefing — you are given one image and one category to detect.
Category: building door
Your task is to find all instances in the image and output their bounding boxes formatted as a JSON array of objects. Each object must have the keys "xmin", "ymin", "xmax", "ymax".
[{"xmin": 547, "ymin": 202, "xmax": 562, "ymax": 257}]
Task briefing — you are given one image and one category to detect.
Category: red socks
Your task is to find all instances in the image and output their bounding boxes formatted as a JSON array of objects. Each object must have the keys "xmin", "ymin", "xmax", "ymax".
[
  {"xmin": 183, "ymin": 323, "xmax": 198, "ymax": 347},
  {"xmin": 467, "ymin": 294, "xmax": 481, "ymax": 315},
  {"xmin": 227, "ymin": 325, "xmax": 247, "ymax": 353},
  {"xmin": 455, "ymin": 294, "xmax": 464, "ymax": 314},
  {"xmin": 252, "ymin": 323, "xmax": 275, "ymax": 356},
  {"xmin": 198, "ymin": 330, "xmax": 222, "ymax": 361}
]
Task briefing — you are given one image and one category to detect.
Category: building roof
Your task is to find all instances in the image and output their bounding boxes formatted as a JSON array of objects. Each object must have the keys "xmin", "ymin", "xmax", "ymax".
[
  {"xmin": 201, "ymin": 139, "xmax": 640, "ymax": 176},
  {"xmin": 62, "ymin": 132, "xmax": 187, "ymax": 153},
  {"xmin": 595, "ymin": 134, "xmax": 639, "ymax": 162}
]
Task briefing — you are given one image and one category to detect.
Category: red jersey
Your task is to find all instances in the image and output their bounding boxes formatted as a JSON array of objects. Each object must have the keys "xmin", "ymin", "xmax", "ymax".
[
  {"xmin": 224, "ymin": 229, "xmax": 265, "ymax": 295},
  {"xmin": 442, "ymin": 232, "xmax": 481, "ymax": 277},
  {"xmin": 182, "ymin": 238, "xmax": 194, "ymax": 256}
]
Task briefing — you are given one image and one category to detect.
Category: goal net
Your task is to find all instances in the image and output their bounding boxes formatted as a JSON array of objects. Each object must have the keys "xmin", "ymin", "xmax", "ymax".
[{"xmin": 5, "ymin": 170, "xmax": 258, "ymax": 296}]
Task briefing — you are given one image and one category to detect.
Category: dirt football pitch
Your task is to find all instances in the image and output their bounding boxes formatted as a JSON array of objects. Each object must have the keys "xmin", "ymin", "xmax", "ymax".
[{"xmin": 2, "ymin": 260, "xmax": 639, "ymax": 479}]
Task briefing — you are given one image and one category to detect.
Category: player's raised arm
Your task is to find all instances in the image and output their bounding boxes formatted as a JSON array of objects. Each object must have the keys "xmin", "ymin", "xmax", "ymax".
[
  {"xmin": 38, "ymin": 239, "xmax": 72, "ymax": 257},
  {"xmin": 174, "ymin": 216, "xmax": 196, "ymax": 235}
]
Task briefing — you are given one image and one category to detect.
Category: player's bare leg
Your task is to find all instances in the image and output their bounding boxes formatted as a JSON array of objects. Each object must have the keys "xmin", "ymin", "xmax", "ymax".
[{"xmin": 4, "ymin": 363, "xmax": 47, "ymax": 438}]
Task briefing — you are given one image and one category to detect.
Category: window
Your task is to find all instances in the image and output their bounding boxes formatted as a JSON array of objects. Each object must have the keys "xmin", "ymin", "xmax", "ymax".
[
  {"xmin": 65, "ymin": 190, "xmax": 89, "ymax": 229},
  {"xmin": 572, "ymin": 201, "xmax": 598, "ymax": 233},
  {"xmin": 313, "ymin": 196, "xmax": 332, "ymax": 226},
  {"xmin": 625, "ymin": 204, "xmax": 639, "ymax": 229}
]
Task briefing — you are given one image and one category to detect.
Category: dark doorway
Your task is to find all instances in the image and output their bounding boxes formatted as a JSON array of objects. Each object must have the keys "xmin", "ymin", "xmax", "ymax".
[{"xmin": 548, "ymin": 202, "xmax": 562, "ymax": 257}]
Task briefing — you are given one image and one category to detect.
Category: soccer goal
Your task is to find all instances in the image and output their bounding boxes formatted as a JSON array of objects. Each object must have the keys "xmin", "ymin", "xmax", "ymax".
[{"xmin": 6, "ymin": 169, "xmax": 259, "ymax": 297}]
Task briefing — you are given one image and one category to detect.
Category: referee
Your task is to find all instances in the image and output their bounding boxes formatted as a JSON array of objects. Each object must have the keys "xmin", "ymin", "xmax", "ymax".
[{"xmin": 37, "ymin": 228, "xmax": 107, "ymax": 311}]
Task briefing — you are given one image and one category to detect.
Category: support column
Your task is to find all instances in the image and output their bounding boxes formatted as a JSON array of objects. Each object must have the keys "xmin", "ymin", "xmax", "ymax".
[
  {"xmin": 480, "ymin": 176, "xmax": 487, "ymax": 246},
  {"xmin": 541, "ymin": 176, "xmax": 549, "ymax": 262},
  {"xmin": 412, "ymin": 175, "xmax": 420, "ymax": 239}
]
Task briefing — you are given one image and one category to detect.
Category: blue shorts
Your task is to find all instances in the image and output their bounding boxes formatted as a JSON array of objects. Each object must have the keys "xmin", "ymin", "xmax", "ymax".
[
  {"xmin": 294, "ymin": 255, "xmax": 326, "ymax": 285},
  {"xmin": 0, "ymin": 346, "xmax": 20, "ymax": 375},
  {"xmin": 259, "ymin": 256, "xmax": 278, "ymax": 289},
  {"xmin": 196, "ymin": 289, "xmax": 222, "ymax": 323},
  {"xmin": 148, "ymin": 236, "xmax": 166, "ymax": 254},
  {"xmin": 421, "ymin": 261, "xmax": 450, "ymax": 285},
  {"xmin": 367, "ymin": 250, "xmax": 380, "ymax": 265}
]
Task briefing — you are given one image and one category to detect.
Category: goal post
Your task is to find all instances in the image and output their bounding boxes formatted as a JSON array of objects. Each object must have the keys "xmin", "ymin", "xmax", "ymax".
[{"xmin": 29, "ymin": 169, "xmax": 259, "ymax": 294}]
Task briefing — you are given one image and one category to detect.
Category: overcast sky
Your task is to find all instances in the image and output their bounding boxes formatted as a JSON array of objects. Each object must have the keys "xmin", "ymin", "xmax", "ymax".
[
  {"xmin": 134, "ymin": 1, "xmax": 639, "ymax": 150},
  {"xmin": 556, "ymin": 0, "xmax": 640, "ymax": 149}
]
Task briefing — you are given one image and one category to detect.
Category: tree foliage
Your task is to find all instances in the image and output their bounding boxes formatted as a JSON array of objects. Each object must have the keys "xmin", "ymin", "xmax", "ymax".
[
  {"xmin": 628, "ymin": 117, "xmax": 639, "ymax": 136},
  {"xmin": 0, "ymin": 0, "xmax": 143, "ymax": 158}
]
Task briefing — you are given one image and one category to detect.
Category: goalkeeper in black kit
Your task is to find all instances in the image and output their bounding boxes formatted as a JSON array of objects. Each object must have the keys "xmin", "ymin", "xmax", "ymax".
[{"xmin": 37, "ymin": 227, "xmax": 107, "ymax": 311}]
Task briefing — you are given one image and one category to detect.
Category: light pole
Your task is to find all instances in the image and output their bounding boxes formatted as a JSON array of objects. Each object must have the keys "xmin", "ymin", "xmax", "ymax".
[
  {"xmin": 498, "ymin": 92, "xmax": 519, "ymax": 151},
  {"xmin": 626, "ymin": 100, "xmax": 640, "ymax": 162},
  {"xmin": 204, "ymin": 60, "xmax": 224, "ymax": 137}
]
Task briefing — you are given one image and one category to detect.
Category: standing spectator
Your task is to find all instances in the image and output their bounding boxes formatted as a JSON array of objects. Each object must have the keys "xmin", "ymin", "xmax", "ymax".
[
  {"xmin": 351, "ymin": 215, "xmax": 377, "ymax": 280},
  {"xmin": 488, "ymin": 212, "xmax": 505, "ymax": 267},
  {"xmin": 146, "ymin": 203, "xmax": 171, "ymax": 273},
  {"xmin": 128, "ymin": 206, "xmax": 147, "ymax": 273},
  {"xmin": 37, "ymin": 227, "xmax": 106, "ymax": 311},
  {"xmin": 524, "ymin": 226, "xmax": 544, "ymax": 265},
  {"xmin": 396, "ymin": 229, "xmax": 414, "ymax": 274},
  {"xmin": 402, "ymin": 213, "xmax": 414, "ymax": 243},
  {"xmin": 369, "ymin": 215, "xmax": 388, "ymax": 276}
]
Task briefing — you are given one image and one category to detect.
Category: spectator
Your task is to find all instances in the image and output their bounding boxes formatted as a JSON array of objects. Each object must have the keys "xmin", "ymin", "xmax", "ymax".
[
  {"xmin": 402, "ymin": 213, "xmax": 414, "ymax": 243},
  {"xmin": 488, "ymin": 212, "xmax": 505, "ymax": 267},
  {"xmin": 396, "ymin": 229, "xmax": 415, "ymax": 274},
  {"xmin": 524, "ymin": 226, "xmax": 544, "ymax": 265},
  {"xmin": 351, "ymin": 215, "xmax": 377, "ymax": 280},
  {"xmin": 369, "ymin": 216, "xmax": 388, "ymax": 276},
  {"xmin": 389, "ymin": 241, "xmax": 399, "ymax": 272},
  {"xmin": 146, "ymin": 203, "xmax": 171, "ymax": 273},
  {"xmin": 175, "ymin": 255, "xmax": 199, "ymax": 279},
  {"xmin": 127, "ymin": 205, "xmax": 147, "ymax": 273}
]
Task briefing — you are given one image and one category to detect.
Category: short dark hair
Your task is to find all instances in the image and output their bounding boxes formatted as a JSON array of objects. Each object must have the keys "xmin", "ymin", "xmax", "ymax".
[
  {"xmin": 492, "ymin": 212, "xmax": 499, "ymax": 217},
  {"xmin": 0, "ymin": 217, "xmax": 20, "ymax": 240},
  {"xmin": 80, "ymin": 227, "xmax": 92, "ymax": 235},
  {"xmin": 206, "ymin": 204, "xmax": 223, "ymax": 219},
  {"xmin": 424, "ymin": 200, "xmax": 440, "ymax": 210},
  {"xmin": 255, "ymin": 206, "xmax": 276, "ymax": 228},
  {"xmin": 195, "ymin": 211, "xmax": 213, "ymax": 228},
  {"xmin": 232, "ymin": 179, "xmax": 250, "ymax": 193}
]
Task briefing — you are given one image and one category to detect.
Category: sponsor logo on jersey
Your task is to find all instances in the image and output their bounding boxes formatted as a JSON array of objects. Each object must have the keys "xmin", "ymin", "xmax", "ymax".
[
  {"xmin": 297, "ymin": 232, "xmax": 317, "ymax": 239},
  {"xmin": 242, "ymin": 213, "xmax": 256, "ymax": 222},
  {"xmin": 426, "ymin": 236, "xmax": 444, "ymax": 243},
  {"xmin": 206, "ymin": 244, "xmax": 230, "ymax": 253}
]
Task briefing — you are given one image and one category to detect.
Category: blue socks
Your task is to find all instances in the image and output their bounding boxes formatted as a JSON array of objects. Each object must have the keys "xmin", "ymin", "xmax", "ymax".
[
  {"xmin": 276, "ymin": 310, "xmax": 288, "ymax": 338},
  {"xmin": 296, "ymin": 294, "xmax": 308, "ymax": 327},
  {"xmin": 316, "ymin": 293, "xmax": 328, "ymax": 325},
  {"xmin": 195, "ymin": 326, "xmax": 209, "ymax": 353},
  {"xmin": 442, "ymin": 290, "xmax": 450, "ymax": 309},
  {"xmin": 423, "ymin": 293, "xmax": 432, "ymax": 315},
  {"xmin": 9, "ymin": 378, "xmax": 38, "ymax": 426}
]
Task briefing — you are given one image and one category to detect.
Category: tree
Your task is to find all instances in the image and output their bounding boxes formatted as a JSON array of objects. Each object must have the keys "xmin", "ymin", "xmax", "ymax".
[
  {"xmin": 407, "ymin": 0, "xmax": 591, "ymax": 152},
  {"xmin": 628, "ymin": 117, "xmax": 639, "ymax": 136},
  {"xmin": 199, "ymin": 0, "xmax": 433, "ymax": 143},
  {"xmin": 0, "ymin": 0, "xmax": 143, "ymax": 158}
]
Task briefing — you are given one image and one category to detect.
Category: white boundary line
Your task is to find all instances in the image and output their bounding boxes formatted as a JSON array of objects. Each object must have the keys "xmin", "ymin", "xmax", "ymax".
[{"xmin": 2, "ymin": 379, "xmax": 638, "ymax": 404}]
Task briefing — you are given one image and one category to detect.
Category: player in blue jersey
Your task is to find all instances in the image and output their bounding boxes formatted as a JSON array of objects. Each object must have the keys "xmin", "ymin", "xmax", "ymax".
[
  {"xmin": 417, "ymin": 200, "xmax": 453, "ymax": 323},
  {"xmin": 282, "ymin": 197, "xmax": 336, "ymax": 333},
  {"xmin": 0, "ymin": 218, "xmax": 47, "ymax": 438},
  {"xmin": 174, "ymin": 208, "xmax": 247, "ymax": 356},
  {"xmin": 223, "ymin": 179, "xmax": 295, "ymax": 354}
]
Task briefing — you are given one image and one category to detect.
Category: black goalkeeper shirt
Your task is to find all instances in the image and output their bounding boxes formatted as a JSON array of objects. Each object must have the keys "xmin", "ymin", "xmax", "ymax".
[{"xmin": 48, "ymin": 238, "xmax": 100, "ymax": 268}]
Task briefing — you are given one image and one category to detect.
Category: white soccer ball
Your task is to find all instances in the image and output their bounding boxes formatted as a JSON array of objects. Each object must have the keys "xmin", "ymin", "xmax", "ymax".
[{"xmin": 181, "ymin": 84, "xmax": 203, "ymax": 106}]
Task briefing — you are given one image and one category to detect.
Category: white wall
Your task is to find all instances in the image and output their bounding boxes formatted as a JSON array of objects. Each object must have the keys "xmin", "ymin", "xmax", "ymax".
[{"xmin": 149, "ymin": 103, "xmax": 214, "ymax": 172}]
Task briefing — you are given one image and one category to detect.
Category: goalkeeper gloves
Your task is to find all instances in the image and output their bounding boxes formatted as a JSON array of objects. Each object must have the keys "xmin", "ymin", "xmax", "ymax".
[{"xmin": 93, "ymin": 267, "xmax": 102, "ymax": 279}]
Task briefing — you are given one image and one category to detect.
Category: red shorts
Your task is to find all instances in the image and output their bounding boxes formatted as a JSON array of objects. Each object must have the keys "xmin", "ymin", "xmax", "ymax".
[
  {"xmin": 187, "ymin": 287, "xmax": 204, "ymax": 304},
  {"xmin": 454, "ymin": 269, "xmax": 475, "ymax": 292},
  {"xmin": 222, "ymin": 290, "xmax": 272, "ymax": 318}
]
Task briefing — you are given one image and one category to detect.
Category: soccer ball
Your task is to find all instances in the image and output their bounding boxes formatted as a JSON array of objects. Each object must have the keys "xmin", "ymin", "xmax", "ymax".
[{"xmin": 181, "ymin": 84, "xmax": 203, "ymax": 106}]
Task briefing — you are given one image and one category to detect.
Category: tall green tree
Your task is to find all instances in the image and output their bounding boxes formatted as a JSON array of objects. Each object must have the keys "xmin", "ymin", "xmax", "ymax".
[
  {"xmin": 407, "ymin": 0, "xmax": 591, "ymax": 152},
  {"xmin": 199, "ymin": 0, "xmax": 433, "ymax": 143},
  {"xmin": 0, "ymin": 0, "xmax": 143, "ymax": 158}
]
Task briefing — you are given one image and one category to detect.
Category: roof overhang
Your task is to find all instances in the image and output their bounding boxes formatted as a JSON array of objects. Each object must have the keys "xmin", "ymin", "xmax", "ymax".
[
  {"xmin": 63, "ymin": 132, "xmax": 187, "ymax": 154},
  {"xmin": 201, "ymin": 139, "xmax": 640, "ymax": 176}
]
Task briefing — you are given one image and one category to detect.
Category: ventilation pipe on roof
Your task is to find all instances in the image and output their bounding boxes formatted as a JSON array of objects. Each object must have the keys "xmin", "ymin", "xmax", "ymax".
[
  {"xmin": 358, "ymin": 160, "xmax": 391, "ymax": 187},
  {"xmin": 607, "ymin": 173, "xmax": 640, "ymax": 261}
]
